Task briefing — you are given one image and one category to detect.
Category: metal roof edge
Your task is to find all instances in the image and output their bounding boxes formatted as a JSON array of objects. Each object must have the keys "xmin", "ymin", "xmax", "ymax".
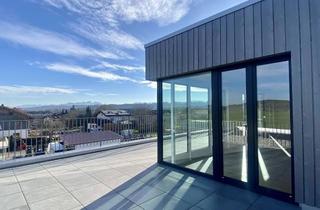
[{"xmin": 144, "ymin": 0, "xmax": 262, "ymax": 48}]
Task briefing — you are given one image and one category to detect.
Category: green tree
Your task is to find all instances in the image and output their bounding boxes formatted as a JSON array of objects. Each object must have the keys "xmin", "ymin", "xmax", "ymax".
[{"xmin": 85, "ymin": 106, "xmax": 92, "ymax": 117}]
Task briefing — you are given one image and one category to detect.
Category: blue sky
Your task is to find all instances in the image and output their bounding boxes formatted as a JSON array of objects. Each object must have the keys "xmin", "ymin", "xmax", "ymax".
[{"xmin": 0, "ymin": 0, "xmax": 246, "ymax": 107}]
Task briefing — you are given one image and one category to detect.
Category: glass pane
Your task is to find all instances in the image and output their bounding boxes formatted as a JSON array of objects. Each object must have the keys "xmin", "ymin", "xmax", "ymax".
[
  {"xmin": 162, "ymin": 72, "xmax": 213, "ymax": 174},
  {"xmin": 187, "ymin": 74, "xmax": 212, "ymax": 174},
  {"xmin": 162, "ymin": 82, "xmax": 172, "ymax": 163},
  {"xmin": 222, "ymin": 69, "xmax": 247, "ymax": 182},
  {"xmin": 190, "ymin": 86, "xmax": 209, "ymax": 150},
  {"xmin": 257, "ymin": 61, "xmax": 292, "ymax": 194},
  {"xmin": 174, "ymin": 84, "xmax": 188, "ymax": 156}
]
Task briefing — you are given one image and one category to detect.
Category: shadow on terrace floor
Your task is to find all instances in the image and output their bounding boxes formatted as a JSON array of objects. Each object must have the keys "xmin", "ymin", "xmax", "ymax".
[{"xmin": 84, "ymin": 163, "xmax": 301, "ymax": 210}]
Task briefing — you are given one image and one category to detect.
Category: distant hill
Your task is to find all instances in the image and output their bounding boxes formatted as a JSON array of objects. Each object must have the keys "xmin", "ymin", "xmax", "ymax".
[
  {"xmin": 17, "ymin": 102, "xmax": 157, "ymax": 113},
  {"xmin": 95, "ymin": 103, "xmax": 157, "ymax": 111},
  {"xmin": 18, "ymin": 102, "xmax": 102, "ymax": 112}
]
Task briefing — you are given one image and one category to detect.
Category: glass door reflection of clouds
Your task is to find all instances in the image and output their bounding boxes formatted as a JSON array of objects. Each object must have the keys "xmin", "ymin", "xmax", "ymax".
[{"xmin": 161, "ymin": 59, "xmax": 292, "ymax": 196}]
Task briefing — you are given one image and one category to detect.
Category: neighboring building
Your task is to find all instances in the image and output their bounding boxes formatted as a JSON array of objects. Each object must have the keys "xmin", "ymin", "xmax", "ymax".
[
  {"xmin": 0, "ymin": 105, "xmax": 30, "ymax": 139},
  {"xmin": 60, "ymin": 130, "xmax": 123, "ymax": 150},
  {"xmin": 145, "ymin": 0, "xmax": 320, "ymax": 209},
  {"xmin": 96, "ymin": 110, "xmax": 131, "ymax": 123}
]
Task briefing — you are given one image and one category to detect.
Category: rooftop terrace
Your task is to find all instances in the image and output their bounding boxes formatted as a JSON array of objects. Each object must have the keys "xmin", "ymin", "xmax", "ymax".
[{"xmin": 0, "ymin": 142, "xmax": 301, "ymax": 210}]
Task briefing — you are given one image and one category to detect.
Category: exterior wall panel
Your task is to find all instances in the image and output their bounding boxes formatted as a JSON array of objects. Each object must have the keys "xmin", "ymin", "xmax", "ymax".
[
  {"xmin": 261, "ymin": 0, "xmax": 274, "ymax": 56},
  {"xmin": 194, "ymin": 27, "xmax": 199, "ymax": 70},
  {"xmin": 182, "ymin": 32, "xmax": 189, "ymax": 73},
  {"xmin": 205, "ymin": 22, "xmax": 213, "ymax": 68},
  {"xmin": 156, "ymin": 43, "xmax": 161, "ymax": 78},
  {"xmin": 273, "ymin": 0, "xmax": 286, "ymax": 53},
  {"xmin": 168, "ymin": 37, "xmax": 174, "ymax": 76},
  {"xmin": 253, "ymin": 3, "xmax": 262, "ymax": 58},
  {"xmin": 244, "ymin": 6, "xmax": 254, "ymax": 59},
  {"xmin": 145, "ymin": 47, "xmax": 150, "ymax": 80},
  {"xmin": 199, "ymin": 24, "xmax": 206, "ymax": 69},
  {"xmin": 284, "ymin": 0, "xmax": 304, "ymax": 203},
  {"xmin": 226, "ymin": 13, "xmax": 235, "ymax": 63},
  {"xmin": 235, "ymin": 9, "xmax": 245, "ymax": 61},
  {"xmin": 165, "ymin": 39, "xmax": 169, "ymax": 77},
  {"xmin": 310, "ymin": 0, "xmax": 320, "ymax": 206},
  {"xmin": 220, "ymin": 16, "xmax": 227, "ymax": 64},
  {"xmin": 188, "ymin": 30, "xmax": 194, "ymax": 71},
  {"xmin": 177, "ymin": 34, "xmax": 183, "ymax": 74},
  {"xmin": 299, "ymin": 0, "xmax": 315, "ymax": 205},
  {"xmin": 145, "ymin": 0, "xmax": 320, "ymax": 207},
  {"xmin": 212, "ymin": 19, "xmax": 221, "ymax": 66}
]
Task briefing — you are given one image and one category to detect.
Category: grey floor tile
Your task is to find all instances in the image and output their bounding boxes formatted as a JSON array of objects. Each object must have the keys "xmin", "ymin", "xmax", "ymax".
[
  {"xmin": 0, "ymin": 182, "xmax": 21, "ymax": 197},
  {"xmin": 24, "ymin": 184, "xmax": 67, "ymax": 204},
  {"xmin": 84, "ymin": 191, "xmax": 139, "ymax": 210},
  {"xmin": 248, "ymin": 196, "xmax": 301, "ymax": 210},
  {"xmin": 59, "ymin": 175, "xmax": 100, "ymax": 192},
  {"xmin": 147, "ymin": 174, "xmax": 186, "ymax": 192},
  {"xmin": 29, "ymin": 193, "xmax": 81, "ymax": 210},
  {"xmin": 129, "ymin": 205, "xmax": 144, "ymax": 210},
  {"xmin": 166, "ymin": 181, "xmax": 214, "ymax": 205},
  {"xmin": 101, "ymin": 174, "xmax": 132, "ymax": 189},
  {"xmin": 147, "ymin": 174, "xmax": 213, "ymax": 205},
  {"xmin": 214, "ymin": 184, "xmax": 260, "ymax": 205},
  {"xmin": 117, "ymin": 181, "xmax": 164, "ymax": 205},
  {"xmin": 189, "ymin": 206, "xmax": 203, "ymax": 210},
  {"xmin": 194, "ymin": 193, "xmax": 250, "ymax": 210},
  {"xmin": 20, "ymin": 176, "xmax": 58, "ymax": 192},
  {"xmin": 0, "ymin": 192, "xmax": 29, "ymax": 210},
  {"xmin": 70, "ymin": 183, "xmax": 112, "ymax": 206},
  {"xmin": 139, "ymin": 193, "xmax": 192, "ymax": 210}
]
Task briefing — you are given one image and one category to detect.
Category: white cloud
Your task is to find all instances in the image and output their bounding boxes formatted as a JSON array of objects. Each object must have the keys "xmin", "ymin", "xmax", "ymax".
[
  {"xmin": 65, "ymin": 0, "xmax": 192, "ymax": 51},
  {"xmin": 71, "ymin": 21, "xmax": 144, "ymax": 50},
  {"xmin": 42, "ymin": 62, "xmax": 156, "ymax": 89},
  {"xmin": 112, "ymin": 0, "xmax": 193, "ymax": 25},
  {"xmin": 0, "ymin": 20, "xmax": 128, "ymax": 60},
  {"xmin": 139, "ymin": 81, "xmax": 157, "ymax": 89},
  {"xmin": 42, "ymin": 0, "xmax": 192, "ymax": 25},
  {"xmin": 44, "ymin": 63, "xmax": 136, "ymax": 82},
  {"xmin": 85, "ymin": 92, "xmax": 119, "ymax": 97},
  {"xmin": 0, "ymin": 85, "xmax": 77, "ymax": 94},
  {"xmin": 96, "ymin": 61, "xmax": 145, "ymax": 72}
]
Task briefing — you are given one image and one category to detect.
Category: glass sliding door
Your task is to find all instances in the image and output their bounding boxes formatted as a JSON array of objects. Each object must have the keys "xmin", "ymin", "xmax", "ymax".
[
  {"xmin": 162, "ymin": 72, "xmax": 213, "ymax": 174},
  {"xmin": 257, "ymin": 61, "xmax": 292, "ymax": 194},
  {"xmin": 161, "ymin": 59, "xmax": 293, "ymax": 197},
  {"xmin": 222, "ymin": 69, "xmax": 248, "ymax": 182}
]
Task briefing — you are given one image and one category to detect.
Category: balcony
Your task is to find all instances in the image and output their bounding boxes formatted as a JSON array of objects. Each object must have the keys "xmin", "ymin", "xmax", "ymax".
[{"xmin": 0, "ymin": 141, "xmax": 301, "ymax": 210}]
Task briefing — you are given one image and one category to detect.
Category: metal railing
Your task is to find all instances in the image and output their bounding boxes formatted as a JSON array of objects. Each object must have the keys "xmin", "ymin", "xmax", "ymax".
[
  {"xmin": 0, "ymin": 115, "xmax": 157, "ymax": 161},
  {"xmin": 222, "ymin": 121, "xmax": 291, "ymax": 151}
]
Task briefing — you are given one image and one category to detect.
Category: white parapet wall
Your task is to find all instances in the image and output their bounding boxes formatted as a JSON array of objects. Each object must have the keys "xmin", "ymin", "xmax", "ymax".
[{"xmin": 0, "ymin": 137, "xmax": 156, "ymax": 170}]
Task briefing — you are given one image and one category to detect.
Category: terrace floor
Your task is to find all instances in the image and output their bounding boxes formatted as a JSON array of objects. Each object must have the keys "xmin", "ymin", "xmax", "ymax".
[{"xmin": 0, "ymin": 142, "xmax": 300, "ymax": 210}]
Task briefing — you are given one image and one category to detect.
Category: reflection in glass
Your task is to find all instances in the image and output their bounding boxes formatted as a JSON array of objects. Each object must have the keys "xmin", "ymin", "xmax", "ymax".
[
  {"xmin": 257, "ymin": 61, "xmax": 292, "ymax": 194},
  {"xmin": 222, "ymin": 69, "xmax": 247, "ymax": 182},
  {"xmin": 174, "ymin": 84, "xmax": 188, "ymax": 156},
  {"xmin": 162, "ymin": 72, "xmax": 213, "ymax": 174},
  {"xmin": 162, "ymin": 82, "xmax": 173, "ymax": 163}
]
